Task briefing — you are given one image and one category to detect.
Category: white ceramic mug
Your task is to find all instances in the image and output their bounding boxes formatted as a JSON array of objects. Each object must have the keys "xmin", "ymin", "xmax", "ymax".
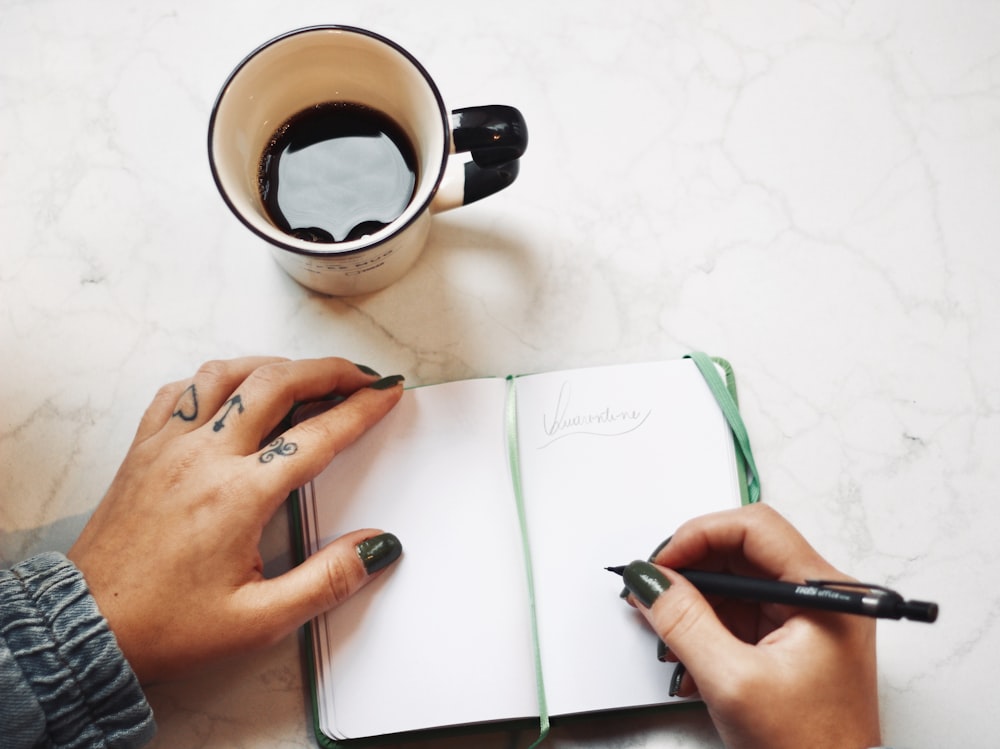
[{"xmin": 208, "ymin": 26, "xmax": 528, "ymax": 296}]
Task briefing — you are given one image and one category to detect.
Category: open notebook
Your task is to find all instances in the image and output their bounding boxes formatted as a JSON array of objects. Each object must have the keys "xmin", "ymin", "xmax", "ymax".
[{"xmin": 295, "ymin": 354, "xmax": 757, "ymax": 746}]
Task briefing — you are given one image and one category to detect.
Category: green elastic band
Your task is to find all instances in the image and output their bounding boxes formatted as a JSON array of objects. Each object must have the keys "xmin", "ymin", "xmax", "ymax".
[
  {"xmin": 505, "ymin": 375, "xmax": 551, "ymax": 747},
  {"xmin": 685, "ymin": 352, "xmax": 761, "ymax": 504}
]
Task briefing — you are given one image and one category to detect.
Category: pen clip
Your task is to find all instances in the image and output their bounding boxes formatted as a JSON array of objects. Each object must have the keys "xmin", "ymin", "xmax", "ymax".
[
  {"xmin": 807, "ymin": 578, "xmax": 940, "ymax": 623},
  {"xmin": 804, "ymin": 579, "xmax": 900, "ymax": 597}
]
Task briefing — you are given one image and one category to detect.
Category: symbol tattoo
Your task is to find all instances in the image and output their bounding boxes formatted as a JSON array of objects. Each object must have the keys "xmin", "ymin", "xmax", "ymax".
[
  {"xmin": 172, "ymin": 384, "xmax": 199, "ymax": 422},
  {"xmin": 213, "ymin": 395, "xmax": 245, "ymax": 432},
  {"xmin": 260, "ymin": 436, "xmax": 298, "ymax": 463}
]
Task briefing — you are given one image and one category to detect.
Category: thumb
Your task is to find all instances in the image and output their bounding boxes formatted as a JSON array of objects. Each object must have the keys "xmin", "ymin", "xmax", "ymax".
[
  {"xmin": 253, "ymin": 529, "xmax": 403, "ymax": 637},
  {"xmin": 621, "ymin": 561, "xmax": 750, "ymax": 692}
]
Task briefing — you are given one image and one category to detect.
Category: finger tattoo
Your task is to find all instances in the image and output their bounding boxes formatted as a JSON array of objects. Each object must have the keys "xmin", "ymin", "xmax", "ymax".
[
  {"xmin": 171, "ymin": 384, "xmax": 199, "ymax": 422},
  {"xmin": 259, "ymin": 436, "xmax": 298, "ymax": 463},
  {"xmin": 213, "ymin": 395, "xmax": 245, "ymax": 432}
]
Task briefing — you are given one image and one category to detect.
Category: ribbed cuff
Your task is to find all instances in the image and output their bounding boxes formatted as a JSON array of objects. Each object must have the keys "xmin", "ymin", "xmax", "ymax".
[{"xmin": 1, "ymin": 552, "xmax": 156, "ymax": 748}]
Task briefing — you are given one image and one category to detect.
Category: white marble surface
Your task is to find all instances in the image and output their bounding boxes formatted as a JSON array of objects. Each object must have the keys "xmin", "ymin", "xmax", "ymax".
[{"xmin": 2, "ymin": 0, "xmax": 998, "ymax": 747}]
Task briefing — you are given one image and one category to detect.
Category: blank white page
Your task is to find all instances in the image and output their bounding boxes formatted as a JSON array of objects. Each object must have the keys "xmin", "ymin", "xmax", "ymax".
[
  {"xmin": 513, "ymin": 359, "xmax": 742, "ymax": 716},
  {"xmin": 301, "ymin": 378, "xmax": 538, "ymax": 740}
]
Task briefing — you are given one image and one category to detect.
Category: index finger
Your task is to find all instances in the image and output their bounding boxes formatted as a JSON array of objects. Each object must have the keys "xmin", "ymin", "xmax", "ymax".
[
  {"xmin": 249, "ymin": 379, "xmax": 405, "ymax": 513},
  {"xmin": 654, "ymin": 503, "xmax": 844, "ymax": 583}
]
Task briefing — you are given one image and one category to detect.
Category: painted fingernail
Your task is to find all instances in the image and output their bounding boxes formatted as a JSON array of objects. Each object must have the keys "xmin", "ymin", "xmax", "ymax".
[
  {"xmin": 356, "ymin": 533, "xmax": 403, "ymax": 574},
  {"xmin": 354, "ymin": 363, "xmax": 381, "ymax": 377},
  {"xmin": 622, "ymin": 560, "xmax": 671, "ymax": 608},
  {"xmin": 621, "ymin": 535, "xmax": 675, "ymax": 598},
  {"xmin": 657, "ymin": 640, "xmax": 670, "ymax": 663},
  {"xmin": 368, "ymin": 374, "xmax": 405, "ymax": 390},
  {"xmin": 649, "ymin": 535, "xmax": 673, "ymax": 560},
  {"xmin": 669, "ymin": 662, "xmax": 686, "ymax": 697}
]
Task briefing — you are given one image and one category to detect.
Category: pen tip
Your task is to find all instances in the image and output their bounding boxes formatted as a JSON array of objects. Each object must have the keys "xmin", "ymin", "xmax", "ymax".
[{"xmin": 605, "ymin": 565, "xmax": 626, "ymax": 576}]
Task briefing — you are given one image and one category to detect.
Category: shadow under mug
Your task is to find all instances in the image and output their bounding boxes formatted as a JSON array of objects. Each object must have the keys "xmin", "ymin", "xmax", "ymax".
[{"xmin": 208, "ymin": 25, "xmax": 528, "ymax": 296}]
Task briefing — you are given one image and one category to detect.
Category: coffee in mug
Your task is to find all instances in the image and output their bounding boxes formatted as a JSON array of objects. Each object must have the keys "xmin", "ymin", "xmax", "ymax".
[{"xmin": 259, "ymin": 102, "xmax": 418, "ymax": 243}]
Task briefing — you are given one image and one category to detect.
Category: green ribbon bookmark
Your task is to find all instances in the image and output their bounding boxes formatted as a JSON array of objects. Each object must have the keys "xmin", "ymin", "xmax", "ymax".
[
  {"xmin": 505, "ymin": 375, "xmax": 551, "ymax": 748},
  {"xmin": 685, "ymin": 352, "xmax": 761, "ymax": 504}
]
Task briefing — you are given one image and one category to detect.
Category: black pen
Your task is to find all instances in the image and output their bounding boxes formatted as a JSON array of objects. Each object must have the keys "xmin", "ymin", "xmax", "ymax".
[{"xmin": 606, "ymin": 565, "xmax": 938, "ymax": 623}]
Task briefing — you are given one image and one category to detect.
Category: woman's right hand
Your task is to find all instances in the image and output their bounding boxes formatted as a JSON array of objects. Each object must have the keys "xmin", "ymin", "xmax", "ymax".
[{"xmin": 620, "ymin": 503, "xmax": 882, "ymax": 749}]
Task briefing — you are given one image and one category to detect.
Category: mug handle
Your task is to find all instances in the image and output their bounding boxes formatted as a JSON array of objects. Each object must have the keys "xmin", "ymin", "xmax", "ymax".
[{"xmin": 431, "ymin": 105, "xmax": 528, "ymax": 213}]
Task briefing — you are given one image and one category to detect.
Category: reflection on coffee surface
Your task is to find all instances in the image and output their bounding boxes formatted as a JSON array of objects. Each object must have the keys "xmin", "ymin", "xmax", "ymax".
[{"xmin": 258, "ymin": 102, "xmax": 417, "ymax": 243}]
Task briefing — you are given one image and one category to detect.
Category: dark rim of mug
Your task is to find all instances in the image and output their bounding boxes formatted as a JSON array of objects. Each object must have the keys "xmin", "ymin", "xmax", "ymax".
[{"xmin": 207, "ymin": 25, "xmax": 450, "ymax": 258}]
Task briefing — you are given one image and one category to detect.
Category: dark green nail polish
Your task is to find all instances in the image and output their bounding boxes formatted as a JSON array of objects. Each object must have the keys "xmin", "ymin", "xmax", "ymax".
[
  {"xmin": 622, "ymin": 560, "xmax": 671, "ymax": 608},
  {"xmin": 622, "ymin": 534, "xmax": 675, "ymax": 598},
  {"xmin": 657, "ymin": 640, "xmax": 670, "ymax": 663},
  {"xmin": 648, "ymin": 535, "xmax": 673, "ymax": 561},
  {"xmin": 354, "ymin": 363, "xmax": 381, "ymax": 377},
  {"xmin": 669, "ymin": 661, "xmax": 686, "ymax": 697},
  {"xmin": 356, "ymin": 533, "xmax": 403, "ymax": 574},
  {"xmin": 368, "ymin": 374, "xmax": 405, "ymax": 390}
]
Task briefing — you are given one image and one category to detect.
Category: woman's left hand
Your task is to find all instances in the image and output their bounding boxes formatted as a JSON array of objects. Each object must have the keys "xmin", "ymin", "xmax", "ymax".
[{"xmin": 69, "ymin": 356, "xmax": 405, "ymax": 684}]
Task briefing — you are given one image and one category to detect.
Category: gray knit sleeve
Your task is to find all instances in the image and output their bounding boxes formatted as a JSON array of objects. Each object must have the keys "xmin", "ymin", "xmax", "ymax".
[{"xmin": 1, "ymin": 552, "xmax": 156, "ymax": 748}]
